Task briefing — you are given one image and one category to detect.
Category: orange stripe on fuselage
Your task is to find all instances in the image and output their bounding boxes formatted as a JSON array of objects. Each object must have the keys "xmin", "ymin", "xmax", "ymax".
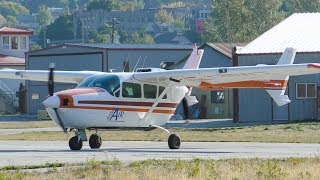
[{"xmin": 198, "ymin": 80, "xmax": 288, "ymax": 90}]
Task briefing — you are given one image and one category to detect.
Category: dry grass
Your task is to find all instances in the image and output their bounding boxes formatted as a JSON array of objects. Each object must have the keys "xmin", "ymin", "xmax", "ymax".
[
  {"xmin": 0, "ymin": 121, "xmax": 55, "ymax": 129},
  {"xmin": 0, "ymin": 122, "xmax": 320, "ymax": 143},
  {"xmin": 1, "ymin": 157, "xmax": 320, "ymax": 179}
]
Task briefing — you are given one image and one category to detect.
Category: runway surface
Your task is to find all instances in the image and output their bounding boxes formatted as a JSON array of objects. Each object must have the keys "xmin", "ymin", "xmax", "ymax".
[{"xmin": 1, "ymin": 140, "xmax": 320, "ymax": 167}]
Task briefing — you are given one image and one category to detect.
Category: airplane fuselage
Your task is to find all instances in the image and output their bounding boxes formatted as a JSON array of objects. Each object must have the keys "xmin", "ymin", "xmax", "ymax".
[{"xmin": 44, "ymin": 73, "xmax": 188, "ymax": 130}]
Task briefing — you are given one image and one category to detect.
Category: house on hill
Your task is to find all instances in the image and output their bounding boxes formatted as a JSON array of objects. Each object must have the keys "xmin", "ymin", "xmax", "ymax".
[{"xmin": 0, "ymin": 27, "xmax": 33, "ymax": 113}]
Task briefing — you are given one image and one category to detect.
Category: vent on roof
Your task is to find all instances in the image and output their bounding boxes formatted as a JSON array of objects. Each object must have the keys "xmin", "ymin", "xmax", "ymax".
[{"xmin": 135, "ymin": 68, "xmax": 166, "ymax": 72}]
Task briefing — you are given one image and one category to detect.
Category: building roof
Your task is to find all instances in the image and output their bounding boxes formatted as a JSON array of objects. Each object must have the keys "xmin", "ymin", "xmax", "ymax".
[
  {"xmin": 239, "ymin": 13, "xmax": 320, "ymax": 55},
  {"xmin": 0, "ymin": 54, "xmax": 25, "ymax": 66},
  {"xmin": 65, "ymin": 43, "xmax": 193, "ymax": 50},
  {"xmin": 0, "ymin": 27, "xmax": 33, "ymax": 35},
  {"xmin": 202, "ymin": 43, "xmax": 247, "ymax": 58}
]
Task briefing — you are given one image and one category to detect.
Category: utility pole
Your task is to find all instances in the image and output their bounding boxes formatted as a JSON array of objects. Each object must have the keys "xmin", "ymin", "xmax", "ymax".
[
  {"xmin": 43, "ymin": 26, "xmax": 47, "ymax": 48},
  {"xmin": 106, "ymin": 18, "xmax": 120, "ymax": 44},
  {"xmin": 226, "ymin": 2, "xmax": 233, "ymax": 43},
  {"xmin": 81, "ymin": 19, "xmax": 85, "ymax": 43}
]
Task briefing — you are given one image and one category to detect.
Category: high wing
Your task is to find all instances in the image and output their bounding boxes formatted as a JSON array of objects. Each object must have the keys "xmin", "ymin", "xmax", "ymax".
[
  {"xmin": 133, "ymin": 63, "xmax": 320, "ymax": 88},
  {"xmin": 0, "ymin": 69, "xmax": 103, "ymax": 84},
  {"xmin": 133, "ymin": 48, "xmax": 320, "ymax": 106}
]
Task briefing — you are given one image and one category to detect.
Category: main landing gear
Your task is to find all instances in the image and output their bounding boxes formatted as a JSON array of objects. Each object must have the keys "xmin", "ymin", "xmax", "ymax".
[
  {"xmin": 68, "ymin": 129, "xmax": 102, "ymax": 150},
  {"xmin": 151, "ymin": 125, "xmax": 181, "ymax": 149}
]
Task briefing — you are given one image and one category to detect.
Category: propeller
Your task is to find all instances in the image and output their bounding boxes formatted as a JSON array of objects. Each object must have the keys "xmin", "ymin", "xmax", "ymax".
[
  {"xmin": 48, "ymin": 63, "xmax": 67, "ymax": 133},
  {"xmin": 182, "ymin": 97, "xmax": 190, "ymax": 119}
]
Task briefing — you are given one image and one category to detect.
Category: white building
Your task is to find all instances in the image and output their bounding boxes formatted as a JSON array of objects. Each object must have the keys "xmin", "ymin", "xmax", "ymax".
[{"xmin": 0, "ymin": 27, "xmax": 33, "ymax": 113}]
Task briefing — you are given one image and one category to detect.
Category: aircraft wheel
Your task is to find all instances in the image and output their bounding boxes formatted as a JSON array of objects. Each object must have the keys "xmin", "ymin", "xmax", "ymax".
[
  {"xmin": 89, "ymin": 134, "xmax": 102, "ymax": 149},
  {"xmin": 168, "ymin": 134, "xmax": 181, "ymax": 149},
  {"xmin": 69, "ymin": 136, "xmax": 83, "ymax": 150}
]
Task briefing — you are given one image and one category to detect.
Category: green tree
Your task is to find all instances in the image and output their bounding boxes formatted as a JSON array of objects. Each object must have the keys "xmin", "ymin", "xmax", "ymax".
[
  {"xmin": 285, "ymin": 0, "xmax": 320, "ymax": 13},
  {"xmin": 155, "ymin": 9, "xmax": 174, "ymax": 24},
  {"xmin": 248, "ymin": 0, "xmax": 285, "ymax": 36},
  {"xmin": 0, "ymin": 14, "xmax": 6, "ymax": 27},
  {"xmin": 38, "ymin": 12, "xmax": 77, "ymax": 46},
  {"xmin": 119, "ymin": 0, "xmax": 144, "ymax": 11},
  {"xmin": 37, "ymin": 5, "xmax": 53, "ymax": 29},
  {"xmin": 204, "ymin": 0, "xmax": 285, "ymax": 43},
  {"xmin": 126, "ymin": 32, "xmax": 154, "ymax": 44},
  {"xmin": 30, "ymin": 43, "xmax": 42, "ymax": 51},
  {"xmin": 88, "ymin": 29, "xmax": 110, "ymax": 43},
  {"xmin": 86, "ymin": 0, "xmax": 120, "ymax": 11},
  {"xmin": 0, "ymin": 1, "xmax": 29, "ymax": 26}
]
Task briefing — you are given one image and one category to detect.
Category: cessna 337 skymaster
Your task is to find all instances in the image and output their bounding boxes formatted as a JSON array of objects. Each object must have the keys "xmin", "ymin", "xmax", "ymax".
[{"xmin": 1, "ymin": 44, "xmax": 320, "ymax": 150}]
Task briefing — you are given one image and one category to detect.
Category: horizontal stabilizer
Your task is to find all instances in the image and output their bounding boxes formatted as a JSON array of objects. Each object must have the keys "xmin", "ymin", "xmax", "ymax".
[
  {"xmin": 266, "ymin": 89, "xmax": 291, "ymax": 106},
  {"xmin": 266, "ymin": 47, "xmax": 296, "ymax": 106}
]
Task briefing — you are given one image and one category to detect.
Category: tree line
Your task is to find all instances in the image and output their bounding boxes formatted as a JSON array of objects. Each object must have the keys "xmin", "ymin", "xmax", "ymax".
[
  {"xmin": 204, "ymin": 0, "xmax": 320, "ymax": 43},
  {"xmin": 1, "ymin": 0, "xmax": 320, "ymax": 47}
]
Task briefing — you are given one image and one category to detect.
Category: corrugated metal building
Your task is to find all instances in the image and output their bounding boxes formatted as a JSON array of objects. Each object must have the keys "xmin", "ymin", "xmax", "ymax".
[
  {"xmin": 234, "ymin": 13, "xmax": 320, "ymax": 122},
  {"xmin": 188, "ymin": 43, "xmax": 245, "ymax": 119},
  {"xmin": 25, "ymin": 44, "xmax": 192, "ymax": 114}
]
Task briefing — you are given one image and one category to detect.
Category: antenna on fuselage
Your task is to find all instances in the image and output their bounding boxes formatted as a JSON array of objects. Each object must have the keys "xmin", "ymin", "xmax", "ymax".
[
  {"xmin": 132, "ymin": 56, "xmax": 142, "ymax": 72},
  {"xmin": 123, "ymin": 53, "xmax": 130, "ymax": 72},
  {"xmin": 141, "ymin": 56, "xmax": 147, "ymax": 68}
]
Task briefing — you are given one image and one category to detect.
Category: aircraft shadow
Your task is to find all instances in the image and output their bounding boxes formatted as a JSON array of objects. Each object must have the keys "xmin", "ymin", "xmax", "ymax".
[{"xmin": 0, "ymin": 148, "xmax": 235, "ymax": 154}]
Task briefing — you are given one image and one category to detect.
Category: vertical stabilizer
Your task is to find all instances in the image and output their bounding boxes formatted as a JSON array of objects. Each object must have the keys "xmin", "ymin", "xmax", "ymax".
[
  {"xmin": 183, "ymin": 43, "xmax": 204, "ymax": 69},
  {"xmin": 266, "ymin": 47, "xmax": 297, "ymax": 106}
]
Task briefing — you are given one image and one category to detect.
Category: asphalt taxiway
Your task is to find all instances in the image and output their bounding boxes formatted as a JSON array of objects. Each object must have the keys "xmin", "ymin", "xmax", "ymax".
[{"xmin": 0, "ymin": 140, "xmax": 320, "ymax": 167}]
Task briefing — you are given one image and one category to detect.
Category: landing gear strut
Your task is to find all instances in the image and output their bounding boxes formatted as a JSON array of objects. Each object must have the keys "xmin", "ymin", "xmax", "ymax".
[
  {"xmin": 151, "ymin": 125, "xmax": 181, "ymax": 149},
  {"xmin": 89, "ymin": 134, "xmax": 102, "ymax": 149}
]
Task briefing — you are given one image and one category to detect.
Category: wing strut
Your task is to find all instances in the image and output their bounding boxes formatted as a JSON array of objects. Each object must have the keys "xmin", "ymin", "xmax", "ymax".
[{"xmin": 139, "ymin": 82, "xmax": 173, "ymax": 126}]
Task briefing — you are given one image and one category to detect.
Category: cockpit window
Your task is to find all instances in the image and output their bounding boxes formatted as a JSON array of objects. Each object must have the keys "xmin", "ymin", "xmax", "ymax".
[
  {"xmin": 122, "ymin": 82, "xmax": 141, "ymax": 98},
  {"xmin": 77, "ymin": 74, "xmax": 120, "ymax": 97}
]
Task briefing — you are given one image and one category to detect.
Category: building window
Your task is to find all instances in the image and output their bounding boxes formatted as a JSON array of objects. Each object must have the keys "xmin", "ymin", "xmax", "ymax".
[
  {"xmin": 3, "ymin": 36, "xmax": 9, "ymax": 49},
  {"xmin": 211, "ymin": 91, "xmax": 225, "ymax": 103},
  {"xmin": 296, "ymin": 83, "xmax": 316, "ymax": 99},
  {"xmin": 32, "ymin": 93, "xmax": 39, "ymax": 100},
  {"xmin": 11, "ymin": 36, "xmax": 18, "ymax": 49},
  {"xmin": 20, "ymin": 37, "xmax": 27, "ymax": 49}
]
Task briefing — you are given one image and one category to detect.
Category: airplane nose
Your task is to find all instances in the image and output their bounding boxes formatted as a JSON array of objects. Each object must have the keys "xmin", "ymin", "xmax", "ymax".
[{"xmin": 43, "ymin": 95, "xmax": 60, "ymax": 108}]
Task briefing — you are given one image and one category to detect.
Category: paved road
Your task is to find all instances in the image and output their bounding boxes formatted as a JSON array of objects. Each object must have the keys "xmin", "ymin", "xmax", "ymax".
[{"xmin": 0, "ymin": 141, "xmax": 320, "ymax": 167}]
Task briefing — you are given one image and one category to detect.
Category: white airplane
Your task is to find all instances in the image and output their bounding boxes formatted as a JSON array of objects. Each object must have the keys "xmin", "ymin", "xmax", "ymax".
[{"xmin": 0, "ymin": 44, "xmax": 320, "ymax": 150}]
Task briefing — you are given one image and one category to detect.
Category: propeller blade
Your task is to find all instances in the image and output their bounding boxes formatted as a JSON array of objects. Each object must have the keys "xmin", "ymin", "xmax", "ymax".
[
  {"xmin": 48, "ymin": 63, "xmax": 55, "ymax": 96},
  {"xmin": 53, "ymin": 108, "xmax": 67, "ymax": 133}
]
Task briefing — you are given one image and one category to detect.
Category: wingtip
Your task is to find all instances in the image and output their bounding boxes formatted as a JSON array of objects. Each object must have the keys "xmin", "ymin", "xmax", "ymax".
[{"xmin": 308, "ymin": 63, "xmax": 320, "ymax": 69}]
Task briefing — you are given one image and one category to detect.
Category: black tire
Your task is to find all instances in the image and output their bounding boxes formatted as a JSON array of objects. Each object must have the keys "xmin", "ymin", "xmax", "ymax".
[
  {"xmin": 69, "ymin": 136, "xmax": 83, "ymax": 150},
  {"xmin": 168, "ymin": 134, "xmax": 181, "ymax": 149},
  {"xmin": 89, "ymin": 134, "xmax": 102, "ymax": 149}
]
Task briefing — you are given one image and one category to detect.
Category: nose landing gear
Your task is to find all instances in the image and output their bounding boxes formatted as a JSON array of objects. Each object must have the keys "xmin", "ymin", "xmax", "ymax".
[
  {"xmin": 68, "ymin": 129, "xmax": 102, "ymax": 150},
  {"xmin": 69, "ymin": 136, "xmax": 83, "ymax": 150}
]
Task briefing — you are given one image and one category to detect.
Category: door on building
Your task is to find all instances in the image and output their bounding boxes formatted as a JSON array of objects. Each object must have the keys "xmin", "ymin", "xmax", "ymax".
[{"xmin": 272, "ymin": 102, "xmax": 289, "ymax": 121}]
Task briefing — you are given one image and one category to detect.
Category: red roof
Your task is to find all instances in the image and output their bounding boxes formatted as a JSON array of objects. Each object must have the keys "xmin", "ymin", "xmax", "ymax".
[
  {"xmin": 0, "ymin": 27, "xmax": 33, "ymax": 35},
  {"xmin": 0, "ymin": 54, "xmax": 25, "ymax": 66}
]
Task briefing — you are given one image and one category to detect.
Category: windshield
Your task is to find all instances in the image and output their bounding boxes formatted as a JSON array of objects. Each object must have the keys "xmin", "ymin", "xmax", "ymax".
[{"xmin": 77, "ymin": 74, "xmax": 120, "ymax": 96}]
